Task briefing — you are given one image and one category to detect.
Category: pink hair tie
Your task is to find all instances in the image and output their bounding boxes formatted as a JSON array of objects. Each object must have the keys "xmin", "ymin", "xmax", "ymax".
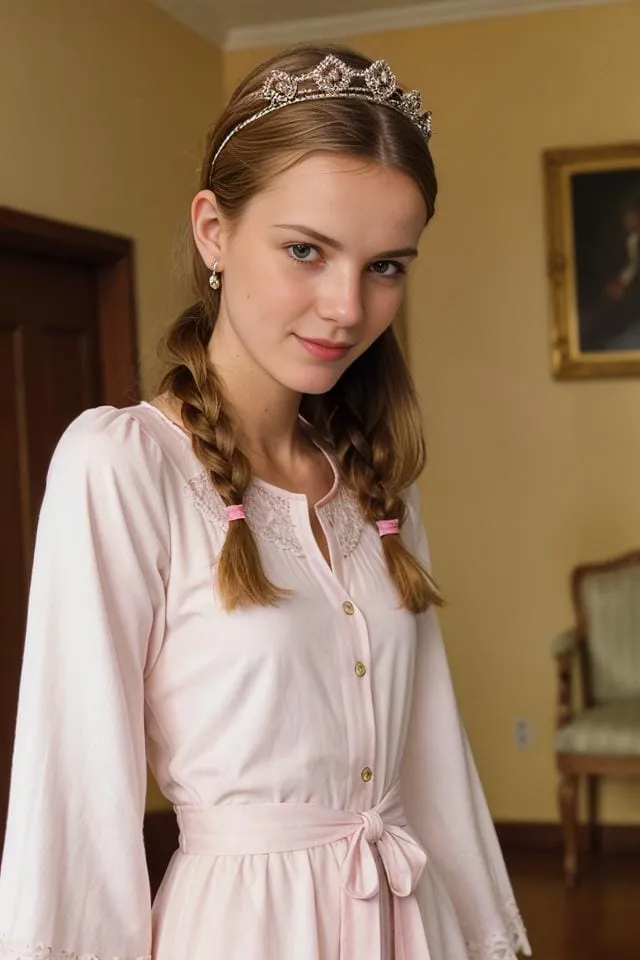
[
  {"xmin": 225, "ymin": 504, "xmax": 246, "ymax": 523},
  {"xmin": 376, "ymin": 519, "xmax": 400, "ymax": 537}
]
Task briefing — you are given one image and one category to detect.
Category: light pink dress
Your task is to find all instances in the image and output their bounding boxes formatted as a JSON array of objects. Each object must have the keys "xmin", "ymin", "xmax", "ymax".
[{"xmin": 0, "ymin": 402, "xmax": 531, "ymax": 960}]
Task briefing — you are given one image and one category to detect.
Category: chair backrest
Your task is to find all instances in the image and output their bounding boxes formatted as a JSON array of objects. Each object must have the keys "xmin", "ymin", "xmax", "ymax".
[{"xmin": 573, "ymin": 552, "xmax": 640, "ymax": 703}]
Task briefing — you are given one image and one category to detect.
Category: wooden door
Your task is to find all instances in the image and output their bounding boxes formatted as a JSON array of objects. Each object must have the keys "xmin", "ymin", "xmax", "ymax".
[{"xmin": 0, "ymin": 208, "xmax": 138, "ymax": 854}]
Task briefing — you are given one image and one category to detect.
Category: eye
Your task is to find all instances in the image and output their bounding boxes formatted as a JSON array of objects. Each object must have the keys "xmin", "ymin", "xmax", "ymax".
[
  {"xmin": 287, "ymin": 243, "xmax": 320, "ymax": 263},
  {"xmin": 369, "ymin": 260, "xmax": 406, "ymax": 277}
]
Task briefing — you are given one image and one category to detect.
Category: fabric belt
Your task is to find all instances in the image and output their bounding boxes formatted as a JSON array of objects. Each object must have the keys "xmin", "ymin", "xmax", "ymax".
[{"xmin": 174, "ymin": 780, "xmax": 431, "ymax": 959}]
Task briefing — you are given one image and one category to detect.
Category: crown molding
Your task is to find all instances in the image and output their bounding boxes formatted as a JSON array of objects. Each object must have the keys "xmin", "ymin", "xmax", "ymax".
[
  {"xmin": 149, "ymin": 0, "xmax": 225, "ymax": 46},
  {"xmin": 224, "ymin": 0, "xmax": 626, "ymax": 51}
]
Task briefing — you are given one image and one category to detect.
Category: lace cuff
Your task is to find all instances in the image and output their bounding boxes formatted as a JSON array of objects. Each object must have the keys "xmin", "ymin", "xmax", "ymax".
[
  {"xmin": 466, "ymin": 899, "xmax": 532, "ymax": 960},
  {"xmin": 0, "ymin": 935, "xmax": 150, "ymax": 960}
]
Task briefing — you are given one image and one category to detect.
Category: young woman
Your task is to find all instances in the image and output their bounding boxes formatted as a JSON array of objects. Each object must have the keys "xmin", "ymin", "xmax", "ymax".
[{"xmin": 0, "ymin": 45, "xmax": 531, "ymax": 960}]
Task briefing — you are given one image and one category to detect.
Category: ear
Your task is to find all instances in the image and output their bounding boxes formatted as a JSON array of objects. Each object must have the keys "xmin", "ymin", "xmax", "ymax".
[{"xmin": 191, "ymin": 189, "xmax": 227, "ymax": 271}]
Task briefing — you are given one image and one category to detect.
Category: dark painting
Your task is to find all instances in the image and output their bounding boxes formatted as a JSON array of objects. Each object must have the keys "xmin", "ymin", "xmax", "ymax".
[
  {"xmin": 545, "ymin": 145, "xmax": 640, "ymax": 378},
  {"xmin": 572, "ymin": 169, "xmax": 640, "ymax": 354}
]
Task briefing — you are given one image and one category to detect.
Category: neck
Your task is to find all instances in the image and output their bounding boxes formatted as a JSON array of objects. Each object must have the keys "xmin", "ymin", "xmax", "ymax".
[{"xmin": 206, "ymin": 315, "xmax": 308, "ymax": 471}]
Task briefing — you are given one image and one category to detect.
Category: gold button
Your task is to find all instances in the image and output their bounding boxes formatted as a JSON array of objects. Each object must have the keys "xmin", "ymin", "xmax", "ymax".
[
  {"xmin": 361, "ymin": 766, "xmax": 373, "ymax": 783},
  {"xmin": 354, "ymin": 661, "xmax": 367, "ymax": 678},
  {"xmin": 342, "ymin": 600, "xmax": 355, "ymax": 616}
]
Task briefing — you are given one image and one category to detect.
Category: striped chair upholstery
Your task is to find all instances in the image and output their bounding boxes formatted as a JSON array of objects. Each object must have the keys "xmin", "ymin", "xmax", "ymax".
[
  {"xmin": 552, "ymin": 552, "xmax": 640, "ymax": 885},
  {"xmin": 554, "ymin": 562, "xmax": 640, "ymax": 756},
  {"xmin": 579, "ymin": 565, "xmax": 640, "ymax": 702},
  {"xmin": 555, "ymin": 700, "xmax": 640, "ymax": 754}
]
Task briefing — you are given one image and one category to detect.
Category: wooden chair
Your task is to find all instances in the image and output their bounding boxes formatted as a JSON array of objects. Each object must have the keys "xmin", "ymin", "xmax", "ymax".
[{"xmin": 552, "ymin": 551, "xmax": 640, "ymax": 886}]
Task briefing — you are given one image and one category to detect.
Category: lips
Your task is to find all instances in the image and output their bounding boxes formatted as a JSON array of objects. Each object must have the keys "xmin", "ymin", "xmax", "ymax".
[{"xmin": 295, "ymin": 335, "xmax": 354, "ymax": 362}]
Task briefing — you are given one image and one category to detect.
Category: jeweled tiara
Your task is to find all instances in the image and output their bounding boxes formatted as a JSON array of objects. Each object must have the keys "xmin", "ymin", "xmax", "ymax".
[{"xmin": 210, "ymin": 55, "xmax": 432, "ymax": 172}]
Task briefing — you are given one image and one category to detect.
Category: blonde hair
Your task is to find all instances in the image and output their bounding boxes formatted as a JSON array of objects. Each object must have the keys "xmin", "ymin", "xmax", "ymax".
[{"xmin": 159, "ymin": 44, "xmax": 443, "ymax": 613}]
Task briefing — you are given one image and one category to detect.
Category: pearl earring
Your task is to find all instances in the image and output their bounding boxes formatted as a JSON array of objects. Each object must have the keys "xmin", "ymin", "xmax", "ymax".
[{"xmin": 209, "ymin": 260, "xmax": 221, "ymax": 290}]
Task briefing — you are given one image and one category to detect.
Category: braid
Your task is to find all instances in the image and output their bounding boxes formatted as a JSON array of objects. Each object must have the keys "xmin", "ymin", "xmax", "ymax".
[
  {"xmin": 303, "ymin": 328, "xmax": 443, "ymax": 614},
  {"xmin": 159, "ymin": 303, "xmax": 286, "ymax": 610}
]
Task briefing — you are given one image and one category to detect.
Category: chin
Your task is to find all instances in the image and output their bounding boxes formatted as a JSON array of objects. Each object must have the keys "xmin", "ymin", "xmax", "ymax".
[
  {"xmin": 288, "ymin": 369, "xmax": 345, "ymax": 396},
  {"xmin": 301, "ymin": 384, "xmax": 338, "ymax": 397}
]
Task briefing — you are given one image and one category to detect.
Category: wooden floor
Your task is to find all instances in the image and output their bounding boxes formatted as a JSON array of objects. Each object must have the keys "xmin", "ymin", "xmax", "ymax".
[{"xmin": 506, "ymin": 850, "xmax": 640, "ymax": 959}]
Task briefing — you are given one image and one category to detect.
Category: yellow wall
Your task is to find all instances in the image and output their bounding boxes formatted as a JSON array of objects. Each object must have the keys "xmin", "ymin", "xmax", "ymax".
[
  {"xmin": 225, "ymin": 1, "xmax": 640, "ymax": 824},
  {"xmin": 1, "ymin": 0, "xmax": 223, "ymax": 398},
  {"xmin": 1, "ymin": 0, "xmax": 223, "ymax": 811}
]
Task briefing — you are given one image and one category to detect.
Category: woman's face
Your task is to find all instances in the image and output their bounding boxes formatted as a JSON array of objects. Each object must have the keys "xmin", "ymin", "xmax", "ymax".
[{"xmin": 201, "ymin": 152, "xmax": 427, "ymax": 397}]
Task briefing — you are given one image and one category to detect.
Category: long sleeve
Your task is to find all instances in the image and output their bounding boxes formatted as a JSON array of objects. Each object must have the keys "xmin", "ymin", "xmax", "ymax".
[
  {"xmin": 0, "ymin": 409, "xmax": 169, "ymax": 960},
  {"xmin": 400, "ymin": 484, "xmax": 532, "ymax": 960}
]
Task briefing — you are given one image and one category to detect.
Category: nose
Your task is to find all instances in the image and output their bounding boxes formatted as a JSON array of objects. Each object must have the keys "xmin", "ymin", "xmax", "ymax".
[{"xmin": 317, "ymin": 266, "xmax": 364, "ymax": 328}]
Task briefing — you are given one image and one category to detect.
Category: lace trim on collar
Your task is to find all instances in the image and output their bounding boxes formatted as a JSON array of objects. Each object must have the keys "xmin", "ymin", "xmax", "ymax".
[{"xmin": 185, "ymin": 472, "xmax": 365, "ymax": 559}]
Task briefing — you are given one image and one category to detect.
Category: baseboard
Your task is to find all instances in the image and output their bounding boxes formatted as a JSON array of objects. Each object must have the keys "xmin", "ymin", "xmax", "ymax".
[{"xmin": 495, "ymin": 821, "xmax": 640, "ymax": 854}]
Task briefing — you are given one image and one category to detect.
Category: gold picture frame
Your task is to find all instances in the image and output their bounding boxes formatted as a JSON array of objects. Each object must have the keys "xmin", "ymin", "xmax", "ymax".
[{"xmin": 544, "ymin": 143, "xmax": 640, "ymax": 379}]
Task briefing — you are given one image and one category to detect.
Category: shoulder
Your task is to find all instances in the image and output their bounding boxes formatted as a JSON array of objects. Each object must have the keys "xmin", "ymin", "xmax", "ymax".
[
  {"xmin": 402, "ymin": 481, "xmax": 423, "ymax": 533},
  {"xmin": 403, "ymin": 481, "xmax": 421, "ymax": 515},
  {"xmin": 39, "ymin": 406, "xmax": 175, "ymax": 555},
  {"xmin": 48, "ymin": 404, "xmax": 168, "ymax": 492},
  {"xmin": 401, "ymin": 481, "xmax": 433, "ymax": 568}
]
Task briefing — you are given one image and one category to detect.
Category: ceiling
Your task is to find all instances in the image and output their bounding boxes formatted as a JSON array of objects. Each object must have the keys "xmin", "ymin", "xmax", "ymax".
[{"xmin": 148, "ymin": 0, "xmax": 603, "ymax": 49}]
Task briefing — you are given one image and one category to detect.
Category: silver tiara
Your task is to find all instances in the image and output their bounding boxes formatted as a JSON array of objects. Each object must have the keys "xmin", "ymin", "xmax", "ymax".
[{"xmin": 210, "ymin": 55, "xmax": 432, "ymax": 172}]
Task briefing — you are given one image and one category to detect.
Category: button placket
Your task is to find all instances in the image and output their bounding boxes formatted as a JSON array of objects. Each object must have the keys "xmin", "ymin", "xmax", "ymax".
[
  {"xmin": 337, "ymin": 596, "xmax": 376, "ymax": 794},
  {"xmin": 303, "ymin": 504, "xmax": 376, "ymax": 800},
  {"xmin": 258, "ymin": 488, "xmax": 377, "ymax": 798}
]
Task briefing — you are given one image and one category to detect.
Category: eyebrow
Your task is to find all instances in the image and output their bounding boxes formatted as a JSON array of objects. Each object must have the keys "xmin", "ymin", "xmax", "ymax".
[{"xmin": 273, "ymin": 224, "xmax": 418, "ymax": 260}]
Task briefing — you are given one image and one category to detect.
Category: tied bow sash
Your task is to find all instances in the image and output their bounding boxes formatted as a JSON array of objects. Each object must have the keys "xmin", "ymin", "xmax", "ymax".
[{"xmin": 175, "ymin": 781, "xmax": 432, "ymax": 959}]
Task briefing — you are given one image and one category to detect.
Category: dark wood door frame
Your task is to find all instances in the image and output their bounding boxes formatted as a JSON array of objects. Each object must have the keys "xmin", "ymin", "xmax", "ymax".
[{"xmin": 0, "ymin": 206, "xmax": 140, "ymax": 406}]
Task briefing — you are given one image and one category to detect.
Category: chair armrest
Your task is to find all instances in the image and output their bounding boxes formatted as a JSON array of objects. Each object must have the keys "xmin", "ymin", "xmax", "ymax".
[
  {"xmin": 551, "ymin": 627, "xmax": 579, "ymax": 659},
  {"xmin": 552, "ymin": 628, "xmax": 581, "ymax": 731}
]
